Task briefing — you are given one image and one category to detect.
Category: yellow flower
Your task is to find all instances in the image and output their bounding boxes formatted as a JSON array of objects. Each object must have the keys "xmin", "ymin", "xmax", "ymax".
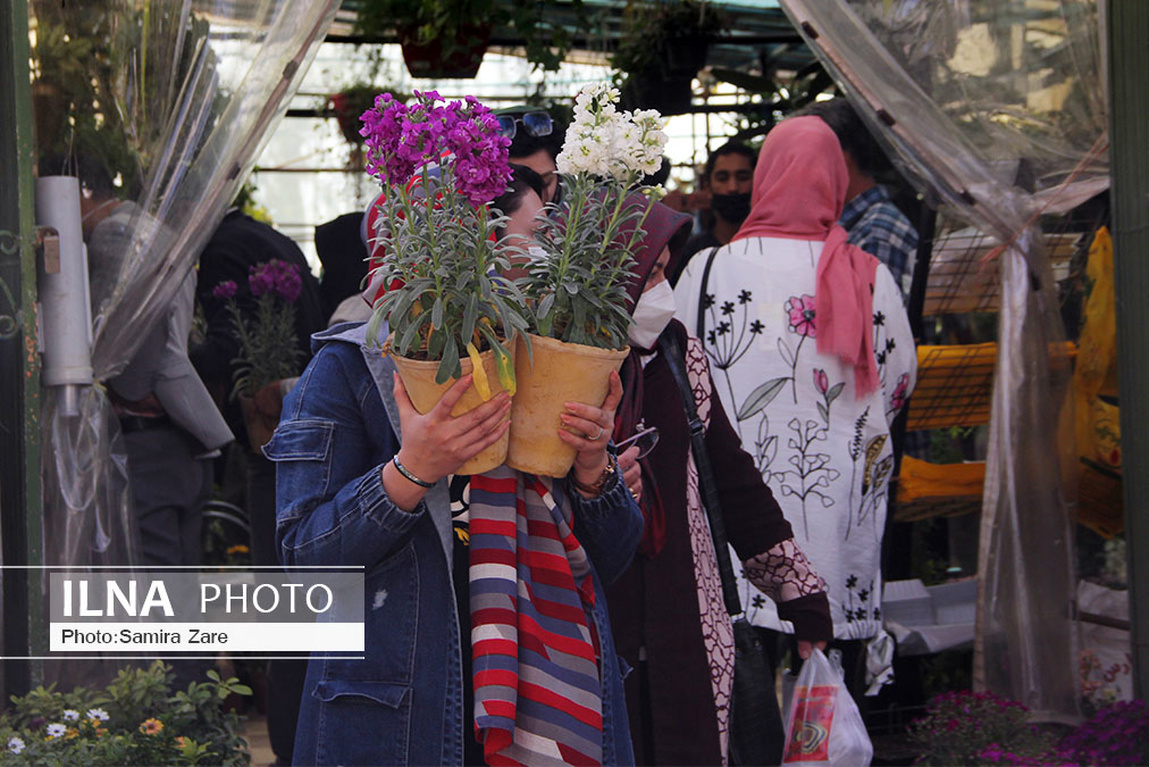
[
  {"xmin": 95, "ymin": 726, "xmax": 108, "ymax": 738},
  {"xmin": 174, "ymin": 736, "xmax": 187, "ymax": 748},
  {"xmin": 64, "ymin": 728, "xmax": 79, "ymax": 740},
  {"xmin": 139, "ymin": 718, "xmax": 164, "ymax": 735}
]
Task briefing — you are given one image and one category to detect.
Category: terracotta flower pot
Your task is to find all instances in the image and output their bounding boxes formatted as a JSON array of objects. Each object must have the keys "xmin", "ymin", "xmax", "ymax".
[
  {"xmin": 390, "ymin": 342, "xmax": 512, "ymax": 476},
  {"xmin": 239, "ymin": 379, "xmax": 297, "ymax": 455},
  {"xmin": 239, "ymin": 390, "xmax": 278, "ymax": 456},
  {"xmin": 507, "ymin": 334, "xmax": 629, "ymax": 478}
]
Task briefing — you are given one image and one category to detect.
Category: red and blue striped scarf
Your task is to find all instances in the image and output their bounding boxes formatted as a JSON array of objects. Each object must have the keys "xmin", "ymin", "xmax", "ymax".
[{"xmin": 469, "ymin": 467, "xmax": 603, "ymax": 766}]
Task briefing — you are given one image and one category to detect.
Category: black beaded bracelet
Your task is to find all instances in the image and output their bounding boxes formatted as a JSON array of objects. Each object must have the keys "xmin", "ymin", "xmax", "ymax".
[{"xmin": 392, "ymin": 455, "xmax": 434, "ymax": 489}]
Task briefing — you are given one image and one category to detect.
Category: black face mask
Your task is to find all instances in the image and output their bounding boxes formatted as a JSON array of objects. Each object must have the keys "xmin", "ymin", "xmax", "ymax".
[{"xmin": 710, "ymin": 191, "xmax": 752, "ymax": 224}]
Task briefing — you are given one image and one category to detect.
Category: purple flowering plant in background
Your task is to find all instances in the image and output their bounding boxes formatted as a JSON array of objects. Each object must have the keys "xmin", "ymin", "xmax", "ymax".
[
  {"xmin": 1059, "ymin": 700, "xmax": 1149, "ymax": 766},
  {"xmin": 359, "ymin": 89, "xmax": 529, "ymax": 389},
  {"xmin": 909, "ymin": 690, "xmax": 1062, "ymax": 766},
  {"xmin": 211, "ymin": 259, "xmax": 304, "ymax": 400}
]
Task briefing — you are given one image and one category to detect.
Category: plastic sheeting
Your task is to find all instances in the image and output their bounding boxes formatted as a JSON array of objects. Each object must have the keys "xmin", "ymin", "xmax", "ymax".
[
  {"xmin": 780, "ymin": 0, "xmax": 1107, "ymax": 717},
  {"xmin": 31, "ymin": 0, "xmax": 339, "ymax": 570}
]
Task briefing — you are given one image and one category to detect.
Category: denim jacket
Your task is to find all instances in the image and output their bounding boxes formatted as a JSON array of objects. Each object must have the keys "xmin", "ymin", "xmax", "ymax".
[{"xmin": 266, "ymin": 323, "xmax": 642, "ymax": 766}]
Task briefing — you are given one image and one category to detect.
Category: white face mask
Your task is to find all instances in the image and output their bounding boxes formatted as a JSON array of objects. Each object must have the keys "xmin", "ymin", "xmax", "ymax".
[{"xmin": 628, "ymin": 280, "xmax": 677, "ymax": 349}]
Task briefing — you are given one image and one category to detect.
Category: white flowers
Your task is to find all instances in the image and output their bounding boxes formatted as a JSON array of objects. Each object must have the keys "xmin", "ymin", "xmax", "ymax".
[
  {"xmin": 7, "ymin": 736, "xmax": 24, "ymax": 754},
  {"xmin": 45, "ymin": 723, "xmax": 66, "ymax": 739},
  {"xmin": 556, "ymin": 83, "xmax": 668, "ymax": 181},
  {"xmin": 62, "ymin": 709, "xmax": 79, "ymax": 721},
  {"xmin": 87, "ymin": 707, "xmax": 109, "ymax": 722}
]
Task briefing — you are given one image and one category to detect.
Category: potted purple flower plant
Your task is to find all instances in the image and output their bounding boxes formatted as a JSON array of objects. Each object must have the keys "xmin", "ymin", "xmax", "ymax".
[
  {"xmin": 211, "ymin": 259, "xmax": 305, "ymax": 452},
  {"xmin": 359, "ymin": 89, "xmax": 530, "ymax": 474}
]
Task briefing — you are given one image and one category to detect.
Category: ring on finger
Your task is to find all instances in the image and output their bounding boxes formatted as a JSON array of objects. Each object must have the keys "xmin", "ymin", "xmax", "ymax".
[{"xmin": 589, "ymin": 425, "xmax": 604, "ymax": 441}]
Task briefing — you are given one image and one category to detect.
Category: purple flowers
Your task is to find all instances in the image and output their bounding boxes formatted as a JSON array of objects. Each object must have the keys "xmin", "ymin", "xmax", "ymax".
[
  {"xmin": 361, "ymin": 90, "xmax": 512, "ymax": 207},
  {"xmin": 249, "ymin": 260, "xmax": 302, "ymax": 303},
  {"xmin": 214, "ymin": 259, "xmax": 305, "ymax": 399},
  {"xmin": 211, "ymin": 280, "xmax": 237, "ymax": 300},
  {"xmin": 1060, "ymin": 700, "xmax": 1149, "ymax": 766},
  {"xmin": 910, "ymin": 690, "xmax": 1059, "ymax": 766}
]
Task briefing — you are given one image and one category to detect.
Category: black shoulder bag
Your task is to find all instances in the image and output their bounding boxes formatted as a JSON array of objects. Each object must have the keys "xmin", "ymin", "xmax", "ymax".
[{"xmin": 658, "ymin": 332, "xmax": 784, "ymax": 767}]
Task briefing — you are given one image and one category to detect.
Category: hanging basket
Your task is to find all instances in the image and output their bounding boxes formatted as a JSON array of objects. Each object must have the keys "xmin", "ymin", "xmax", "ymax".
[
  {"xmin": 329, "ymin": 92, "xmax": 369, "ymax": 144},
  {"xmin": 507, "ymin": 334, "xmax": 629, "ymax": 478},
  {"xmin": 621, "ymin": 70, "xmax": 695, "ymax": 116},
  {"xmin": 659, "ymin": 34, "xmax": 710, "ymax": 80},
  {"xmin": 390, "ymin": 338, "xmax": 512, "ymax": 475},
  {"xmin": 399, "ymin": 23, "xmax": 491, "ymax": 79}
]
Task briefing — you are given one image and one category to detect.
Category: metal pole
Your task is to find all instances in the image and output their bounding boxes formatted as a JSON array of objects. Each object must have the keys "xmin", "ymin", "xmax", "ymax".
[
  {"xmin": 0, "ymin": 0, "xmax": 44, "ymax": 698},
  {"xmin": 1108, "ymin": 0, "xmax": 1149, "ymax": 699}
]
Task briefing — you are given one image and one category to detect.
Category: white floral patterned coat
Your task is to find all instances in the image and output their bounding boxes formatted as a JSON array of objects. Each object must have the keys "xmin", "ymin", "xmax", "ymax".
[{"xmin": 675, "ymin": 237, "xmax": 917, "ymax": 639}]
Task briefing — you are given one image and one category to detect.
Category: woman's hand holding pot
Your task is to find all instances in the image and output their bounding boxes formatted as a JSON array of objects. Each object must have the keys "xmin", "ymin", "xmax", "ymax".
[
  {"xmin": 560, "ymin": 370, "xmax": 624, "ymax": 497},
  {"xmin": 384, "ymin": 372, "xmax": 511, "ymax": 511}
]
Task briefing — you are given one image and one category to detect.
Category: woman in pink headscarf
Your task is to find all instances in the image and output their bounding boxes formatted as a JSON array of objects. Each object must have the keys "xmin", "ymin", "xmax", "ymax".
[{"xmin": 674, "ymin": 116, "xmax": 917, "ymax": 699}]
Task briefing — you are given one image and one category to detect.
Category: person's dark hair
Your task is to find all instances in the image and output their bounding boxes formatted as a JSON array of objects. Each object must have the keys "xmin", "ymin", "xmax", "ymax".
[
  {"xmin": 492, "ymin": 164, "xmax": 546, "ymax": 238},
  {"xmin": 795, "ymin": 98, "xmax": 890, "ymax": 178},
  {"xmin": 508, "ymin": 125, "xmax": 564, "ymax": 163},
  {"xmin": 701, "ymin": 141, "xmax": 757, "ymax": 187}
]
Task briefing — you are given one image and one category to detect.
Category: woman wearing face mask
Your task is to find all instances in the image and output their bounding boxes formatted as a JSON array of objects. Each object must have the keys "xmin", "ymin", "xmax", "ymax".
[{"xmin": 607, "ymin": 201, "xmax": 832, "ymax": 766}]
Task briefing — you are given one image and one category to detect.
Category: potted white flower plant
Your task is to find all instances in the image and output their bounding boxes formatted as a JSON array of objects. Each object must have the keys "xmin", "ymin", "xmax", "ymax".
[
  {"xmin": 507, "ymin": 83, "xmax": 668, "ymax": 476},
  {"xmin": 361, "ymin": 90, "xmax": 530, "ymax": 474}
]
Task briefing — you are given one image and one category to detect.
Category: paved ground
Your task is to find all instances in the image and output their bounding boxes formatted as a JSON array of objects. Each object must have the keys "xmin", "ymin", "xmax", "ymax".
[{"xmin": 240, "ymin": 714, "xmax": 278, "ymax": 767}]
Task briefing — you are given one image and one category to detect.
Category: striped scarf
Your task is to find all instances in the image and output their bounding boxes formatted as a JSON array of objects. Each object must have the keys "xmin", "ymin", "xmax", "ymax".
[{"xmin": 469, "ymin": 467, "xmax": 604, "ymax": 766}]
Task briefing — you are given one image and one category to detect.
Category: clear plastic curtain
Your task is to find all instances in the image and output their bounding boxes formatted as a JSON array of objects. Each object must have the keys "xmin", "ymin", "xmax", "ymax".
[
  {"xmin": 31, "ymin": 0, "xmax": 339, "ymax": 570},
  {"xmin": 779, "ymin": 0, "xmax": 1107, "ymax": 717}
]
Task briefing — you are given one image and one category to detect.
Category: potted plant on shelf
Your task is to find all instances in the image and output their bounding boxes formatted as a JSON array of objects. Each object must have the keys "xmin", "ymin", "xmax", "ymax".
[
  {"xmin": 613, "ymin": 0, "xmax": 728, "ymax": 116},
  {"xmin": 507, "ymin": 83, "xmax": 668, "ymax": 477},
  {"xmin": 360, "ymin": 90, "xmax": 530, "ymax": 474}
]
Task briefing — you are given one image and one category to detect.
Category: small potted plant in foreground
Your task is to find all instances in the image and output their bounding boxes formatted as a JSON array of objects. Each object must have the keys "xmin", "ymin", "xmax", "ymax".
[
  {"xmin": 360, "ymin": 90, "xmax": 529, "ymax": 474},
  {"xmin": 507, "ymin": 83, "xmax": 668, "ymax": 477}
]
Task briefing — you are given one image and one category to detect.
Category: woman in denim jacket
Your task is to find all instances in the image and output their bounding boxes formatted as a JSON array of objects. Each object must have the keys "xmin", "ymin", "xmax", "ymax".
[{"xmin": 266, "ymin": 317, "xmax": 643, "ymax": 766}]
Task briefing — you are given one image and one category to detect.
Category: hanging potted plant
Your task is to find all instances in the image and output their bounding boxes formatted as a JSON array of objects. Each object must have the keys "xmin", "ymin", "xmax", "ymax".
[
  {"xmin": 360, "ymin": 90, "xmax": 530, "ymax": 474},
  {"xmin": 613, "ymin": 0, "xmax": 727, "ymax": 116},
  {"xmin": 508, "ymin": 83, "xmax": 668, "ymax": 477},
  {"xmin": 328, "ymin": 84, "xmax": 408, "ymax": 145},
  {"xmin": 353, "ymin": 0, "xmax": 501, "ymax": 79}
]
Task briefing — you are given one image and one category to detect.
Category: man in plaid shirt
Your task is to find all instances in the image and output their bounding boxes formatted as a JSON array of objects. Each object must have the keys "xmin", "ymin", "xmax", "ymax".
[{"xmin": 800, "ymin": 99, "xmax": 918, "ymax": 302}]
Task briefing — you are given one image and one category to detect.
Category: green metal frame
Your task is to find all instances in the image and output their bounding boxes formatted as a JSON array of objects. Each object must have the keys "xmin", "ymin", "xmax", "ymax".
[{"xmin": 0, "ymin": 0, "xmax": 44, "ymax": 698}]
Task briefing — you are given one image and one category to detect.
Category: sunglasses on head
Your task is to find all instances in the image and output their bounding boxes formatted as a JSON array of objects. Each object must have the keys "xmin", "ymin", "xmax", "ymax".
[{"xmin": 495, "ymin": 111, "xmax": 554, "ymax": 140}]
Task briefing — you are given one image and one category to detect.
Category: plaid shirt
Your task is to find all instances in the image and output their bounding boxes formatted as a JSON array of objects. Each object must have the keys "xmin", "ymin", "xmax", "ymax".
[{"xmin": 839, "ymin": 186, "xmax": 917, "ymax": 301}]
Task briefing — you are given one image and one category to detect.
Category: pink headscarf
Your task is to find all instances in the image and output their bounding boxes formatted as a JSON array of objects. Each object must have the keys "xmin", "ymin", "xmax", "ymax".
[{"xmin": 733, "ymin": 116, "xmax": 880, "ymax": 398}]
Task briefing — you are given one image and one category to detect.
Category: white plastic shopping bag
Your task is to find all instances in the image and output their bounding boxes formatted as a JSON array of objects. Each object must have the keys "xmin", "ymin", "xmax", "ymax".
[{"xmin": 781, "ymin": 648, "xmax": 873, "ymax": 766}]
